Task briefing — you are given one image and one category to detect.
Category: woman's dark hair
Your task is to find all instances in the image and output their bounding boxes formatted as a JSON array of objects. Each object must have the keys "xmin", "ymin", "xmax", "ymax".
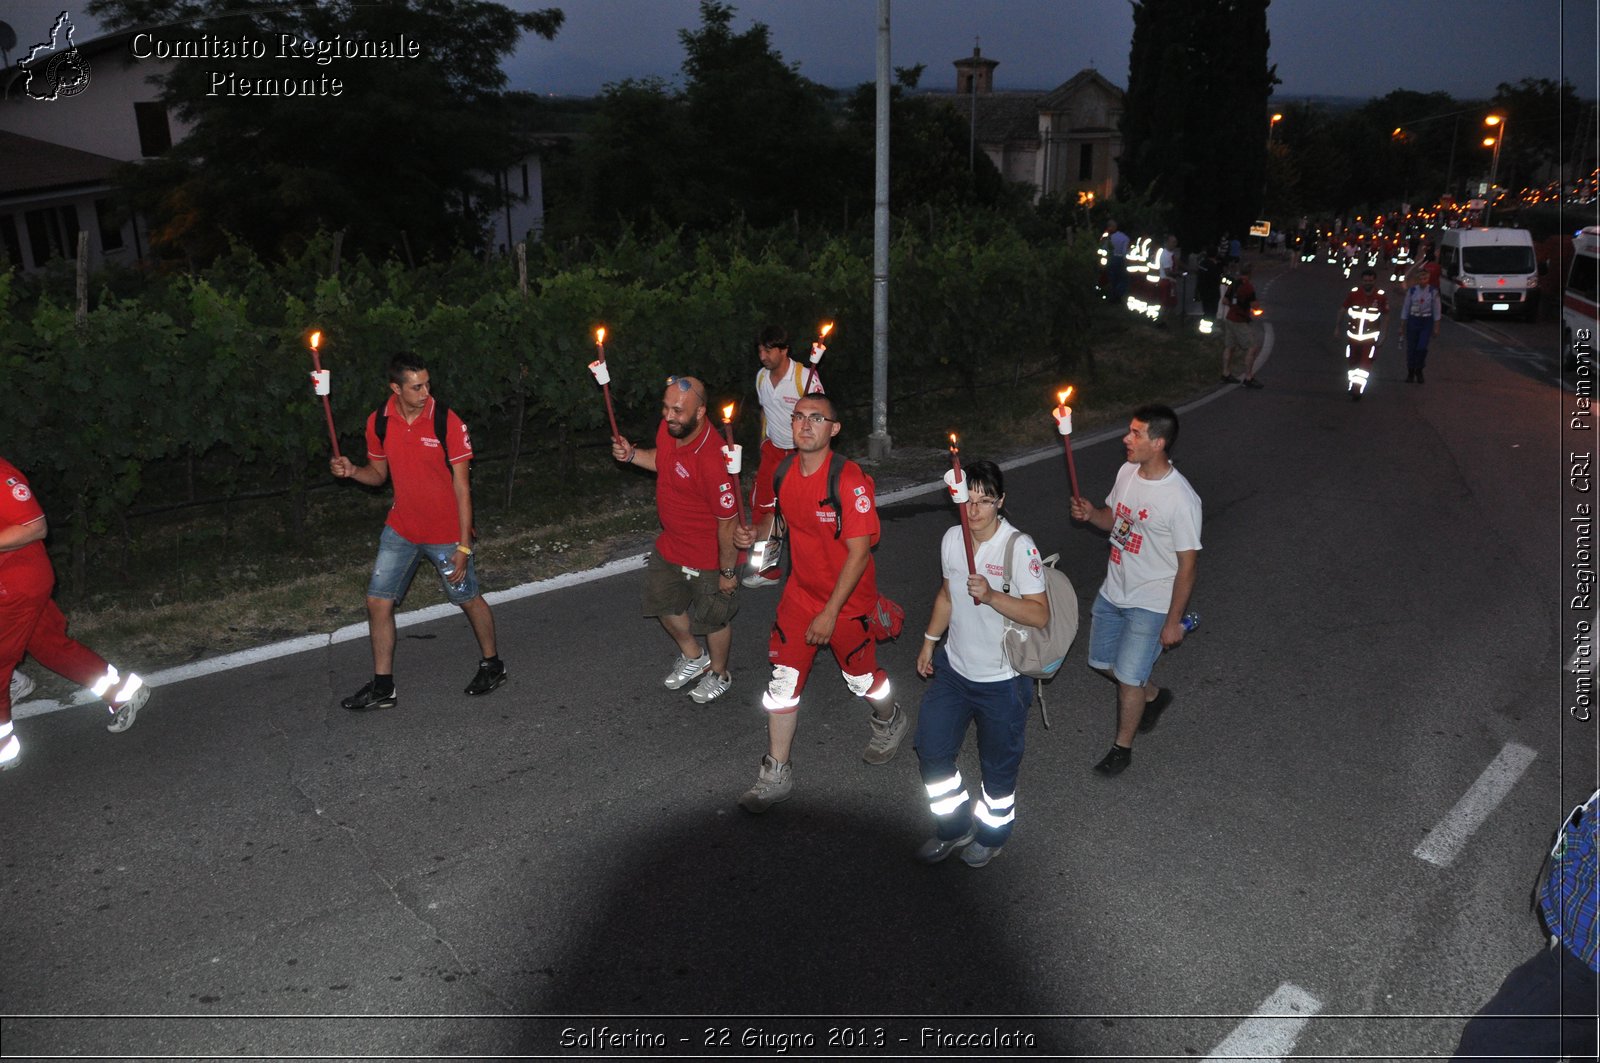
[{"xmin": 965, "ymin": 459, "xmax": 1005, "ymax": 512}]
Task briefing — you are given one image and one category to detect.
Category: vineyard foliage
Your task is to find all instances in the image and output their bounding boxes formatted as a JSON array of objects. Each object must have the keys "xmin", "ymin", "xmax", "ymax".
[{"xmin": 1, "ymin": 219, "xmax": 1097, "ymax": 553}]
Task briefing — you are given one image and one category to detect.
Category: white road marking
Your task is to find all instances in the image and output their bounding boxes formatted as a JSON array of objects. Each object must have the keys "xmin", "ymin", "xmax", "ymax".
[
  {"xmin": 1204, "ymin": 982, "xmax": 1323, "ymax": 1060},
  {"xmin": 1413, "ymin": 741, "xmax": 1539, "ymax": 867}
]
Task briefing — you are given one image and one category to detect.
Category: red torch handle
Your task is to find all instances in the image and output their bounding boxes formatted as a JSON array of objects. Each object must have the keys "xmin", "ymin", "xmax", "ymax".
[
  {"xmin": 603, "ymin": 383, "xmax": 622, "ymax": 443},
  {"xmin": 311, "ymin": 349, "xmax": 342, "ymax": 460},
  {"xmin": 722, "ymin": 423, "xmax": 748, "ymax": 525},
  {"xmin": 1062, "ymin": 434, "xmax": 1081, "ymax": 499},
  {"xmin": 950, "ymin": 450, "xmax": 981, "ymax": 604}
]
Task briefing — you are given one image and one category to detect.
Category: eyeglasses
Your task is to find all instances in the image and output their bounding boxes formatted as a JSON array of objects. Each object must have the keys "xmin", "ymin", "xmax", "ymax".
[
  {"xmin": 664, "ymin": 375, "xmax": 706, "ymax": 401},
  {"xmin": 966, "ymin": 496, "xmax": 999, "ymax": 509},
  {"xmin": 790, "ymin": 412, "xmax": 837, "ymax": 425}
]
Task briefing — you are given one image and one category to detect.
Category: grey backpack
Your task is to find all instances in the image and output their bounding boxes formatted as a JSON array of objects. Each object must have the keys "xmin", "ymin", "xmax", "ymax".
[{"xmin": 1000, "ymin": 530, "xmax": 1079, "ymax": 681}]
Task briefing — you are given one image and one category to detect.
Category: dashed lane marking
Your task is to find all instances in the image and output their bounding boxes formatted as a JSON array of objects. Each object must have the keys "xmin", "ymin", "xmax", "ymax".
[
  {"xmin": 1203, "ymin": 982, "xmax": 1323, "ymax": 1060},
  {"xmin": 1413, "ymin": 741, "xmax": 1539, "ymax": 867}
]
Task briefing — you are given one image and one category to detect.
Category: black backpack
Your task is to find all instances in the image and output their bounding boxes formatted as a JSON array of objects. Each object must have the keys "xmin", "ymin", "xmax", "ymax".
[{"xmin": 373, "ymin": 400, "xmax": 455, "ymax": 472}]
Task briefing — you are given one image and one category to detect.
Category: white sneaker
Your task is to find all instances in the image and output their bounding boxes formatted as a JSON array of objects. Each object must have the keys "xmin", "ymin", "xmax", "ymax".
[
  {"xmin": 740, "ymin": 570, "xmax": 780, "ymax": 589},
  {"xmin": 0, "ymin": 733, "xmax": 19, "ymax": 771},
  {"xmin": 738, "ymin": 754, "xmax": 793, "ymax": 813},
  {"xmin": 662, "ymin": 651, "xmax": 711, "ymax": 690},
  {"xmin": 107, "ymin": 684, "xmax": 150, "ymax": 733},
  {"xmin": 9, "ymin": 670, "xmax": 36, "ymax": 703},
  {"xmin": 688, "ymin": 670, "xmax": 732, "ymax": 704}
]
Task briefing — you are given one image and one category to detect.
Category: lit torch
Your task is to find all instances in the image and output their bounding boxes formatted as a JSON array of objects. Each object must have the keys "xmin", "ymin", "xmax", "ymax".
[
  {"xmin": 720, "ymin": 402, "xmax": 748, "ymax": 526},
  {"xmin": 945, "ymin": 432, "xmax": 980, "ymax": 603},
  {"xmin": 587, "ymin": 325, "xmax": 623, "ymax": 444},
  {"xmin": 306, "ymin": 329, "xmax": 341, "ymax": 459},
  {"xmin": 1052, "ymin": 386, "xmax": 1081, "ymax": 500},
  {"xmin": 804, "ymin": 321, "xmax": 832, "ymax": 395}
]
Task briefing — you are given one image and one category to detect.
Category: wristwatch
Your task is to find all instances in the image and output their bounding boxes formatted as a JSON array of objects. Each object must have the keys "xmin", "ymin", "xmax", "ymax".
[{"xmin": 719, "ymin": 568, "xmax": 736, "ymax": 578}]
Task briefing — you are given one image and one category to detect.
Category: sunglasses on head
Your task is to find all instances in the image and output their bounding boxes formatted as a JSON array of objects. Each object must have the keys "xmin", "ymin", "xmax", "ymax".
[{"xmin": 664, "ymin": 375, "xmax": 706, "ymax": 401}]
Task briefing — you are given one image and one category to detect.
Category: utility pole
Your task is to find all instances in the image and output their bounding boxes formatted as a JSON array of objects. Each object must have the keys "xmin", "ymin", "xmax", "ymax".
[{"xmin": 869, "ymin": 0, "xmax": 892, "ymax": 459}]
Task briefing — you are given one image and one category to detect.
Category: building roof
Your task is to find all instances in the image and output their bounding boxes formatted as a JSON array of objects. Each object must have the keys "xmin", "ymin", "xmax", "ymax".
[
  {"xmin": 0, "ymin": 129, "xmax": 121, "ymax": 196},
  {"xmin": 1038, "ymin": 68, "xmax": 1123, "ymax": 113},
  {"xmin": 937, "ymin": 92, "xmax": 1044, "ymax": 145}
]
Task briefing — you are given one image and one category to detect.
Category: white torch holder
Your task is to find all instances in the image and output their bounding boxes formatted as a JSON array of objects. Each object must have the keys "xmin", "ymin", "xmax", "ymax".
[
  {"xmin": 722, "ymin": 444, "xmax": 743, "ymax": 474},
  {"xmin": 311, "ymin": 369, "xmax": 330, "ymax": 396},
  {"xmin": 1055, "ymin": 409, "xmax": 1073, "ymax": 436},
  {"xmin": 944, "ymin": 468, "xmax": 969, "ymax": 504},
  {"xmin": 588, "ymin": 360, "xmax": 611, "ymax": 386},
  {"xmin": 810, "ymin": 343, "xmax": 826, "ymax": 366}
]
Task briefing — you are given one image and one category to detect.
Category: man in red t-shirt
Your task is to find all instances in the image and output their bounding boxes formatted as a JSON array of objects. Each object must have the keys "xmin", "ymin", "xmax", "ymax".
[
  {"xmin": 0, "ymin": 456, "xmax": 152, "ymax": 770},
  {"xmin": 1341, "ymin": 268, "xmax": 1390, "ymax": 401},
  {"xmin": 612, "ymin": 375, "xmax": 742, "ymax": 705},
  {"xmin": 330, "ymin": 354, "xmax": 504, "ymax": 711},
  {"xmin": 730, "ymin": 393, "xmax": 906, "ymax": 812},
  {"xmin": 1221, "ymin": 262, "xmax": 1265, "ymax": 388}
]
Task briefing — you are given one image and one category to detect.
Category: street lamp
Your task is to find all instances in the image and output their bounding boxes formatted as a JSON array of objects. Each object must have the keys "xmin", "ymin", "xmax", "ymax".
[
  {"xmin": 1483, "ymin": 113, "xmax": 1506, "ymax": 223},
  {"xmin": 1268, "ymin": 112, "xmax": 1283, "ymax": 143}
]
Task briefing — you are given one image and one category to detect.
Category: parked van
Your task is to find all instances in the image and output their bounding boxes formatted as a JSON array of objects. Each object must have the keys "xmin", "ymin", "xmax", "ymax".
[
  {"xmin": 1438, "ymin": 227, "xmax": 1539, "ymax": 321},
  {"xmin": 1564, "ymin": 226, "xmax": 1600, "ymax": 370}
]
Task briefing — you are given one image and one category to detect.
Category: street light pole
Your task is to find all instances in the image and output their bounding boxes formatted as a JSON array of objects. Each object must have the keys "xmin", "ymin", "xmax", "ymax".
[{"xmin": 1484, "ymin": 114, "xmax": 1506, "ymax": 224}]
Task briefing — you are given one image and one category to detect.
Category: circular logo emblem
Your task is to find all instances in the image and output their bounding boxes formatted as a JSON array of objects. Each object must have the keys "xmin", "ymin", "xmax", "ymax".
[
  {"xmin": 720, "ymin": 492, "xmax": 735, "ymax": 509},
  {"xmin": 12, "ymin": 484, "xmax": 32, "ymax": 502},
  {"xmin": 854, "ymin": 496, "xmax": 871, "ymax": 513},
  {"xmin": 1029, "ymin": 558, "xmax": 1043, "ymax": 579},
  {"xmin": 46, "ymin": 49, "xmax": 91, "ymax": 98}
]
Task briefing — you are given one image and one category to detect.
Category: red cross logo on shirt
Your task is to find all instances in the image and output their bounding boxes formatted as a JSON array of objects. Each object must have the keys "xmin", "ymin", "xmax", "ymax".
[{"xmin": 1138, "ymin": 508, "xmax": 1149, "ymax": 521}]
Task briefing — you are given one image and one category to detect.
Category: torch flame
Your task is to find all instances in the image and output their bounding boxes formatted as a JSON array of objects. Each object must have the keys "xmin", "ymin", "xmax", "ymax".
[
  {"xmin": 308, "ymin": 330, "xmax": 322, "ymax": 351},
  {"xmin": 722, "ymin": 403, "xmax": 735, "ymax": 423},
  {"xmin": 948, "ymin": 432, "xmax": 959, "ymax": 448},
  {"xmin": 595, "ymin": 326, "xmax": 606, "ymax": 345},
  {"xmin": 819, "ymin": 322, "xmax": 834, "ymax": 340},
  {"xmin": 1057, "ymin": 386, "xmax": 1073, "ymax": 405}
]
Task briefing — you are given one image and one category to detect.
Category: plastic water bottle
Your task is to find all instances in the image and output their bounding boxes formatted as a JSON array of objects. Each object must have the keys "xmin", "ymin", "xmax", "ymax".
[
  {"xmin": 440, "ymin": 557, "xmax": 456, "ymax": 579},
  {"xmin": 1180, "ymin": 610, "xmax": 1200, "ymax": 633}
]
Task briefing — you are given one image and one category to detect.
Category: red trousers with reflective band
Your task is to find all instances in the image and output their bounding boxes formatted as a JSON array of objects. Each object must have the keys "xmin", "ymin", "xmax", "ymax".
[{"xmin": 1, "ymin": 594, "xmax": 110, "ymax": 726}]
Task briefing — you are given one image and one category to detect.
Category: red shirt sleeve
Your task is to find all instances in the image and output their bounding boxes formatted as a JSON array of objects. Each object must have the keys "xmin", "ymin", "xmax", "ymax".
[
  {"xmin": 444, "ymin": 409, "xmax": 474, "ymax": 464},
  {"xmin": 837, "ymin": 461, "xmax": 880, "ymax": 545},
  {"xmin": 366, "ymin": 409, "xmax": 384, "ymax": 460},
  {"xmin": 700, "ymin": 435, "xmax": 739, "ymax": 521},
  {"xmin": 1, "ymin": 465, "xmax": 45, "ymax": 529}
]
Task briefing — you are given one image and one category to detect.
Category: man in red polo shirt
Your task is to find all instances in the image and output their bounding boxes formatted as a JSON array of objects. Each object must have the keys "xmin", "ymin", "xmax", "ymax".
[
  {"xmin": 1, "ymin": 455, "xmax": 151, "ymax": 770},
  {"xmin": 330, "ymin": 354, "xmax": 504, "ymax": 711},
  {"xmin": 612, "ymin": 375, "xmax": 741, "ymax": 704},
  {"xmin": 730, "ymin": 393, "xmax": 906, "ymax": 812}
]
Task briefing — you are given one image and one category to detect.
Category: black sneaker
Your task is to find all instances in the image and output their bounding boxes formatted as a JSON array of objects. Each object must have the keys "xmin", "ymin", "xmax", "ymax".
[
  {"xmin": 342, "ymin": 682, "xmax": 397, "ymax": 711},
  {"xmin": 1093, "ymin": 745, "xmax": 1132, "ymax": 775},
  {"xmin": 1240, "ymin": 377, "xmax": 1264, "ymax": 389},
  {"xmin": 1138, "ymin": 688, "xmax": 1174, "ymax": 733},
  {"xmin": 1220, "ymin": 374, "xmax": 1240, "ymax": 384},
  {"xmin": 464, "ymin": 659, "xmax": 507, "ymax": 696}
]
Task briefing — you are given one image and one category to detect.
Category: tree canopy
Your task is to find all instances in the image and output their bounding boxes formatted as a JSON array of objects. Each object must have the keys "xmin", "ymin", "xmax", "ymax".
[{"xmin": 86, "ymin": 0, "xmax": 563, "ymax": 261}]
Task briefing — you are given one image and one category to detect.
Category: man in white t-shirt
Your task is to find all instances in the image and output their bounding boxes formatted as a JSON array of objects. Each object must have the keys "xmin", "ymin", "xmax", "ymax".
[
  {"xmin": 913, "ymin": 460, "xmax": 1050, "ymax": 868},
  {"xmin": 1070, "ymin": 405, "xmax": 1201, "ymax": 776},
  {"xmin": 742, "ymin": 325, "xmax": 825, "ymax": 588}
]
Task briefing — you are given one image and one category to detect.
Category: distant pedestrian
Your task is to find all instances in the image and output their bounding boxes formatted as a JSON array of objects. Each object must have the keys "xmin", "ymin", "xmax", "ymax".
[
  {"xmin": 1451, "ymin": 789, "xmax": 1599, "ymax": 1060},
  {"xmin": 1, "ymin": 455, "xmax": 152, "ymax": 770},
  {"xmin": 1157, "ymin": 235, "xmax": 1183, "ymax": 325},
  {"xmin": 612, "ymin": 375, "xmax": 742, "ymax": 705},
  {"xmin": 1069, "ymin": 406, "xmax": 1201, "ymax": 777},
  {"xmin": 1341, "ymin": 268, "xmax": 1390, "ymax": 401},
  {"xmin": 330, "ymin": 353, "xmax": 505, "ymax": 712},
  {"xmin": 743, "ymin": 325, "xmax": 824, "ymax": 589},
  {"xmin": 1106, "ymin": 220, "xmax": 1131, "ymax": 303},
  {"xmin": 1195, "ymin": 247, "xmax": 1223, "ymax": 319},
  {"xmin": 912, "ymin": 460, "xmax": 1050, "ymax": 869},
  {"xmin": 1221, "ymin": 262, "xmax": 1264, "ymax": 388},
  {"xmin": 731, "ymin": 393, "xmax": 905, "ymax": 813},
  {"xmin": 1400, "ymin": 267, "xmax": 1441, "ymax": 384}
]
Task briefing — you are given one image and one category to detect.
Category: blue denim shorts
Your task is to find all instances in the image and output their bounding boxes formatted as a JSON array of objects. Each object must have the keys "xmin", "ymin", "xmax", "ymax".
[
  {"xmin": 366, "ymin": 524, "xmax": 479, "ymax": 606},
  {"xmin": 1087, "ymin": 593, "xmax": 1166, "ymax": 686}
]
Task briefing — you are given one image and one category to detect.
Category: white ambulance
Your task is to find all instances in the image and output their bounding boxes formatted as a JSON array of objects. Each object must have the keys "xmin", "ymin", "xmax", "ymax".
[
  {"xmin": 1564, "ymin": 226, "xmax": 1599, "ymax": 371},
  {"xmin": 1438, "ymin": 227, "xmax": 1539, "ymax": 321}
]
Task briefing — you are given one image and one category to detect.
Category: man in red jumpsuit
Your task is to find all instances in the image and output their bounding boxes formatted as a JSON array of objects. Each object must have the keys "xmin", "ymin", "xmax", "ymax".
[
  {"xmin": 732, "ymin": 393, "xmax": 907, "ymax": 812},
  {"xmin": 1342, "ymin": 268, "xmax": 1390, "ymax": 401},
  {"xmin": 0, "ymin": 456, "xmax": 151, "ymax": 770}
]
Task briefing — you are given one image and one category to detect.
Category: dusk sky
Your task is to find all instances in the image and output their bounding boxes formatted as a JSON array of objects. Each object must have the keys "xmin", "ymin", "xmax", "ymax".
[{"xmin": 4, "ymin": 0, "xmax": 1596, "ymax": 102}]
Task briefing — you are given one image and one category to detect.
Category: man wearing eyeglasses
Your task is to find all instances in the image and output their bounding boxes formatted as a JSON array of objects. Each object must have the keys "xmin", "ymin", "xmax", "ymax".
[
  {"xmin": 731, "ymin": 394, "xmax": 906, "ymax": 812},
  {"xmin": 744, "ymin": 326, "xmax": 825, "ymax": 589},
  {"xmin": 612, "ymin": 375, "xmax": 741, "ymax": 705}
]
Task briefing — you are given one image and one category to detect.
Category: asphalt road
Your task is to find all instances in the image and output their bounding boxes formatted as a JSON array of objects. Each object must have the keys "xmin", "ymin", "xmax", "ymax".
[{"xmin": 1, "ymin": 257, "xmax": 1591, "ymax": 1060}]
